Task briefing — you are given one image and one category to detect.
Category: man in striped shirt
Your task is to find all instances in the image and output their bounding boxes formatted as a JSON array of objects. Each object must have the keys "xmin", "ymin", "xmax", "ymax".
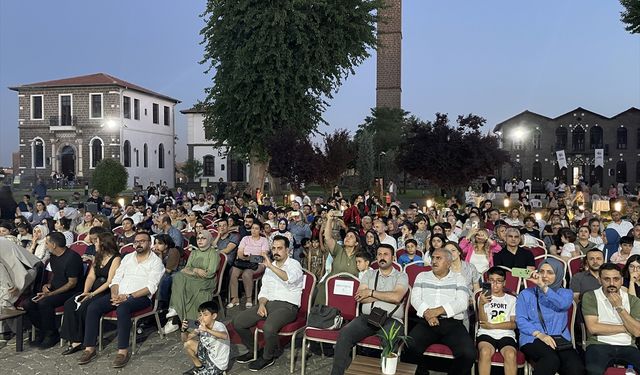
[{"xmin": 404, "ymin": 248, "xmax": 476, "ymax": 375}]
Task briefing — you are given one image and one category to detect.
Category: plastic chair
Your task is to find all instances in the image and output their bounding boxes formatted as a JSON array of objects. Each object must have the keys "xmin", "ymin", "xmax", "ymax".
[
  {"xmin": 404, "ymin": 261, "xmax": 432, "ymax": 286},
  {"xmin": 77, "ymin": 232, "xmax": 88, "ymax": 242},
  {"xmin": 523, "ymin": 245, "xmax": 546, "ymax": 258},
  {"xmin": 301, "ymin": 273, "xmax": 360, "ymax": 375},
  {"xmin": 69, "ymin": 241, "xmax": 89, "ymax": 256},
  {"xmin": 568, "ymin": 255, "xmax": 585, "ymax": 277},
  {"xmin": 120, "ymin": 244, "xmax": 136, "ymax": 255},
  {"xmin": 112, "ymin": 226, "xmax": 124, "ymax": 236},
  {"xmin": 98, "ymin": 292, "xmax": 164, "ymax": 354},
  {"xmin": 252, "ymin": 270, "xmax": 316, "ymax": 373}
]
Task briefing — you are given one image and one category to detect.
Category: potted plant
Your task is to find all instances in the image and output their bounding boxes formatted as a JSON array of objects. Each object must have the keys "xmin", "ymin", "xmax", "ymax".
[{"xmin": 377, "ymin": 321, "xmax": 411, "ymax": 375}]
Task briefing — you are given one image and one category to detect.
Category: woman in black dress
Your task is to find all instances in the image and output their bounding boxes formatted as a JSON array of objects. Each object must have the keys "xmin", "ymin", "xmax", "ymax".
[{"xmin": 59, "ymin": 232, "xmax": 121, "ymax": 355}]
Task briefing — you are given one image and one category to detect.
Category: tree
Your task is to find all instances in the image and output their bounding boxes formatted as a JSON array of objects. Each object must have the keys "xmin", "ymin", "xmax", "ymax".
[
  {"xmin": 355, "ymin": 130, "xmax": 375, "ymax": 191},
  {"xmin": 356, "ymin": 107, "xmax": 408, "ymax": 156},
  {"xmin": 396, "ymin": 113, "xmax": 510, "ymax": 195},
  {"xmin": 315, "ymin": 129, "xmax": 356, "ymax": 189},
  {"xmin": 620, "ymin": 0, "xmax": 640, "ymax": 34},
  {"xmin": 91, "ymin": 158, "xmax": 128, "ymax": 197},
  {"xmin": 268, "ymin": 132, "xmax": 319, "ymax": 194},
  {"xmin": 181, "ymin": 158, "xmax": 203, "ymax": 182},
  {"xmin": 199, "ymin": 0, "xmax": 381, "ymax": 193}
]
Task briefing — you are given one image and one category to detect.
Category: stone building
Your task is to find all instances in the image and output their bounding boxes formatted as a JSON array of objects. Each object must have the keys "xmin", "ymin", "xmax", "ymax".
[
  {"xmin": 9, "ymin": 73, "xmax": 179, "ymax": 188},
  {"xmin": 494, "ymin": 107, "xmax": 640, "ymax": 190},
  {"xmin": 181, "ymin": 107, "xmax": 249, "ymax": 183}
]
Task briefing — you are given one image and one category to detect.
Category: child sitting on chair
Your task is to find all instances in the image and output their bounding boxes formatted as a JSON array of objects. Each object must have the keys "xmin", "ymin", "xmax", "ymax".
[
  {"xmin": 397, "ymin": 239, "xmax": 423, "ymax": 267},
  {"xmin": 181, "ymin": 301, "xmax": 229, "ymax": 375}
]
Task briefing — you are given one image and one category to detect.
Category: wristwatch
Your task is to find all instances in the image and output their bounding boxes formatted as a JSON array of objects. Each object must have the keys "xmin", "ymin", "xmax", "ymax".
[
  {"xmin": 615, "ymin": 306, "xmax": 624, "ymax": 312},
  {"xmin": 127, "ymin": 294, "xmax": 133, "ymax": 300}
]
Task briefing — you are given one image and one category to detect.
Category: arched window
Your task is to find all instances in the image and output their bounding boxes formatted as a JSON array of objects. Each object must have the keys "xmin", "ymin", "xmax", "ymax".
[
  {"xmin": 32, "ymin": 137, "xmax": 45, "ymax": 168},
  {"xmin": 123, "ymin": 140, "xmax": 131, "ymax": 167},
  {"xmin": 158, "ymin": 143, "xmax": 165, "ymax": 169},
  {"xmin": 532, "ymin": 161, "xmax": 542, "ymax": 181},
  {"xmin": 590, "ymin": 125, "xmax": 603, "ymax": 149},
  {"xmin": 512, "ymin": 161, "xmax": 522, "ymax": 180},
  {"xmin": 572, "ymin": 126, "xmax": 585, "ymax": 151},
  {"xmin": 555, "ymin": 127, "xmax": 567, "ymax": 149},
  {"xmin": 532, "ymin": 130, "xmax": 542, "ymax": 150},
  {"xmin": 89, "ymin": 137, "xmax": 103, "ymax": 168},
  {"xmin": 616, "ymin": 160, "xmax": 627, "ymax": 183},
  {"xmin": 617, "ymin": 127, "xmax": 628, "ymax": 149},
  {"xmin": 203, "ymin": 155, "xmax": 215, "ymax": 176},
  {"xmin": 143, "ymin": 144, "xmax": 148, "ymax": 168}
]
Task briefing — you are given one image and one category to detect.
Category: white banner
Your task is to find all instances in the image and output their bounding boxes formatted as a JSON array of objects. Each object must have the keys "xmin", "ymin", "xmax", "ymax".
[
  {"xmin": 594, "ymin": 148, "xmax": 604, "ymax": 168},
  {"xmin": 556, "ymin": 150, "xmax": 567, "ymax": 169}
]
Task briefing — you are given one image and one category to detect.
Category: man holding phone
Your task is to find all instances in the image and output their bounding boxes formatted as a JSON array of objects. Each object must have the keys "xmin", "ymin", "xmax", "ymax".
[{"xmin": 477, "ymin": 267, "xmax": 518, "ymax": 375}]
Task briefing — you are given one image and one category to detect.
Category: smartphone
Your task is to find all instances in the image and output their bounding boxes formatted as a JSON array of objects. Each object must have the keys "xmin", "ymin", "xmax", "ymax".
[
  {"xmin": 249, "ymin": 255, "xmax": 264, "ymax": 264},
  {"xmin": 481, "ymin": 282, "xmax": 492, "ymax": 297},
  {"xmin": 190, "ymin": 320, "xmax": 200, "ymax": 329},
  {"xmin": 512, "ymin": 267, "xmax": 532, "ymax": 278}
]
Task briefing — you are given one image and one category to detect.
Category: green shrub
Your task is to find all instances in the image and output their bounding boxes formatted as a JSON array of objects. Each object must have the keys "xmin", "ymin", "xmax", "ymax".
[{"xmin": 92, "ymin": 158, "xmax": 128, "ymax": 197}]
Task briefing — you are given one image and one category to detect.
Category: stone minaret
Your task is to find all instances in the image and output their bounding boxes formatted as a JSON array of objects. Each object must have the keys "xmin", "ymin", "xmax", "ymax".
[{"xmin": 376, "ymin": 0, "xmax": 402, "ymax": 109}]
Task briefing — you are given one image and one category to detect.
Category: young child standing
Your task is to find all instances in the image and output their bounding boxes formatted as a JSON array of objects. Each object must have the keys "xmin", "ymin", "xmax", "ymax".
[
  {"xmin": 397, "ymin": 239, "xmax": 424, "ymax": 267},
  {"xmin": 303, "ymin": 237, "xmax": 326, "ymax": 281},
  {"xmin": 181, "ymin": 301, "xmax": 230, "ymax": 375}
]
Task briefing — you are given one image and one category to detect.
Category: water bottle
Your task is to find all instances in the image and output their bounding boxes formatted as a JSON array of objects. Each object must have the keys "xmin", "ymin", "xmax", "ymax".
[{"xmin": 625, "ymin": 365, "xmax": 636, "ymax": 375}]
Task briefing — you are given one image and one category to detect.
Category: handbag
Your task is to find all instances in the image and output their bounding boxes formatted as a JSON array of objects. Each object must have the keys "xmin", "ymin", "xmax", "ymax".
[
  {"xmin": 233, "ymin": 259, "xmax": 258, "ymax": 271},
  {"xmin": 365, "ymin": 271, "xmax": 401, "ymax": 328},
  {"xmin": 535, "ymin": 289, "xmax": 573, "ymax": 351},
  {"xmin": 307, "ymin": 305, "xmax": 343, "ymax": 329}
]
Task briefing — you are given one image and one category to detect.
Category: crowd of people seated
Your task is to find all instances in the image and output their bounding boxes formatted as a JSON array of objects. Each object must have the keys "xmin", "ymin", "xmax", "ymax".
[{"xmin": 2, "ymin": 179, "xmax": 640, "ymax": 375}]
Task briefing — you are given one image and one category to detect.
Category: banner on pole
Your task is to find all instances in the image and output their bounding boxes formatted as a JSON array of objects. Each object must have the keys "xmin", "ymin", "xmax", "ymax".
[
  {"xmin": 594, "ymin": 149, "xmax": 604, "ymax": 168},
  {"xmin": 556, "ymin": 150, "xmax": 567, "ymax": 169}
]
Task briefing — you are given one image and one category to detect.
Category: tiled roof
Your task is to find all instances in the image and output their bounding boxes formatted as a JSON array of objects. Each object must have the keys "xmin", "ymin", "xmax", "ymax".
[{"xmin": 9, "ymin": 73, "xmax": 179, "ymax": 103}]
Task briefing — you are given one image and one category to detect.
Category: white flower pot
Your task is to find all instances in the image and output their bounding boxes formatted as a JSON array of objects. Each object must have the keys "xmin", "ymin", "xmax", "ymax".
[{"xmin": 381, "ymin": 353, "xmax": 398, "ymax": 375}]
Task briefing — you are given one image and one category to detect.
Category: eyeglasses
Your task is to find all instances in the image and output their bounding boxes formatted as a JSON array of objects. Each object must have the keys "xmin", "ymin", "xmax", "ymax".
[
  {"xmin": 629, "ymin": 265, "xmax": 640, "ymax": 271},
  {"xmin": 133, "ymin": 240, "xmax": 149, "ymax": 245}
]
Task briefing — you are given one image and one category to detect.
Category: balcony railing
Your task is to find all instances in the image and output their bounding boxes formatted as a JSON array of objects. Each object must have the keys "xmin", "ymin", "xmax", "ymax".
[{"xmin": 49, "ymin": 115, "xmax": 78, "ymax": 127}]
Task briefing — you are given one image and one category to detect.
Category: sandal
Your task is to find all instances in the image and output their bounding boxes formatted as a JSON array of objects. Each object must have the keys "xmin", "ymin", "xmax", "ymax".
[{"xmin": 226, "ymin": 299, "xmax": 239, "ymax": 309}]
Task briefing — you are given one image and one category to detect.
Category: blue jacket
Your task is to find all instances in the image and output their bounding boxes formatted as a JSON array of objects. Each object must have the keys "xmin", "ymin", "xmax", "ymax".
[{"xmin": 515, "ymin": 286, "xmax": 573, "ymax": 347}]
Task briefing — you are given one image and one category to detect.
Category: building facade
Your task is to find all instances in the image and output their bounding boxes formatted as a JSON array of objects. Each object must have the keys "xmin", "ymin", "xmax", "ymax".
[
  {"xmin": 494, "ymin": 107, "xmax": 640, "ymax": 190},
  {"xmin": 9, "ymin": 73, "xmax": 179, "ymax": 188},
  {"xmin": 181, "ymin": 107, "xmax": 249, "ymax": 183}
]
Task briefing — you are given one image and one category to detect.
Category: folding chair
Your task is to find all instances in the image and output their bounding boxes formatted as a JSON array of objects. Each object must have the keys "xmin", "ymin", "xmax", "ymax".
[
  {"xmin": 252, "ymin": 270, "xmax": 316, "ymax": 373},
  {"xmin": 301, "ymin": 273, "xmax": 360, "ymax": 375},
  {"xmin": 98, "ymin": 292, "xmax": 164, "ymax": 354}
]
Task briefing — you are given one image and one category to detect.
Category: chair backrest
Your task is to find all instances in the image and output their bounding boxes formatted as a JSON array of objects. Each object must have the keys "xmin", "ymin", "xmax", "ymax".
[
  {"xmin": 325, "ymin": 272, "xmax": 360, "ymax": 322},
  {"xmin": 120, "ymin": 243, "xmax": 136, "ymax": 255},
  {"xmin": 181, "ymin": 230, "xmax": 195, "ymax": 238},
  {"xmin": 370, "ymin": 261, "xmax": 402, "ymax": 272},
  {"xmin": 213, "ymin": 252, "xmax": 227, "ymax": 297},
  {"xmin": 404, "ymin": 261, "xmax": 432, "ymax": 287},
  {"xmin": 524, "ymin": 246, "xmax": 546, "ymax": 258},
  {"xmin": 568, "ymin": 300, "xmax": 577, "ymax": 348},
  {"xmin": 77, "ymin": 232, "xmax": 88, "ymax": 242},
  {"xmin": 483, "ymin": 266, "xmax": 521, "ymax": 294},
  {"xmin": 530, "ymin": 199, "xmax": 542, "ymax": 208},
  {"xmin": 299, "ymin": 270, "xmax": 317, "ymax": 320},
  {"xmin": 112, "ymin": 226, "xmax": 124, "ymax": 236},
  {"xmin": 568, "ymin": 255, "xmax": 585, "ymax": 277},
  {"xmin": 395, "ymin": 248, "xmax": 423, "ymax": 260},
  {"xmin": 69, "ymin": 241, "xmax": 88, "ymax": 256},
  {"xmin": 207, "ymin": 228, "xmax": 218, "ymax": 238}
]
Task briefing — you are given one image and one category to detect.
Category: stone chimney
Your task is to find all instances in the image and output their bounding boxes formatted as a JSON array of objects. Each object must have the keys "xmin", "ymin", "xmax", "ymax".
[{"xmin": 376, "ymin": 0, "xmax": 402, "ymax": 109}]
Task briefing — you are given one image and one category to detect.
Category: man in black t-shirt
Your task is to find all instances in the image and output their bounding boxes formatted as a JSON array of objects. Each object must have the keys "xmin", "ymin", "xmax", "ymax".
[
  {"xmin": 493, "ymin": 228, "xmax": 535, "ymax": 269},
  {"xmin": 23, "ymin": 232, "xmax": 83, "ymax": 348}
]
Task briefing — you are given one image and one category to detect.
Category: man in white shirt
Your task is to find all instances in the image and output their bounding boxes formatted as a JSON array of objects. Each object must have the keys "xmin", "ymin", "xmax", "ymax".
[
  {"xmin": 52, "ymin": 198, "xmax": 79, "ymax": 222},
  {"xmin": 404, "ymin": 248, "xmax": 476, "ymax": 375},
  {"xmin": 192, "ymin": 198, "xmax": 210, "ymax": 213},
  {"xmin": 232, "ymin": 235, "xmax": 304, "ymax": 371},
  {"xmin": 607, "ymin": 211, "xmax": 634, "ymax": 239},
  {"xmin": 630, "ymin": 223, "xmax": 640, "ymax": 255},
  {"xmin": 43, "ymin": 195, "xmax": 59, "ymax": 217},
  {"xmin": 582, "ymin": 263, "xmax": 640, "ymax": 375},
  {"xmin": 373, "ymin": 218, "xmax": 397, "ymax": 250},
  {"xmin": 77, "ymin": 231, "xmax": 164, "ymax": 369}
]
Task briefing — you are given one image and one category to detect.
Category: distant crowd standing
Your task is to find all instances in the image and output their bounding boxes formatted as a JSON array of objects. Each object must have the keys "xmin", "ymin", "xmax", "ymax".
[{"xmin": 2, "ymin": 176, "xmax": 640, "ymax": 374}]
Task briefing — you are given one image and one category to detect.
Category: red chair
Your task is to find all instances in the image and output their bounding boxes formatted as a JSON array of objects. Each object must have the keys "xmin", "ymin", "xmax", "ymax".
[
  {"xmin": 370, "ymin": 261, "xmax": 402, "ymax": 272},
  {"xmin": 69, "ymin": 241, "xmax": 89, "ymax": 256},
  {"xmin": 252, "ymin": 270, "xmax": 316, "ymax": 373},
  {"xmin": 98, "ymin": 293, "xmax": 164, "ymax": 353},
  {"xmin": 207, "ymin": 228, "xmax": 218, "ymax": 238},
  {"xmin": 524, "ymin": 246, "xmax": 546, "ymax": 258},
  {"xmin": 473, "ymin": 291, "xmax": 526, "ymax": 373},
  {"xmin": 112, "ymin": 226, "xmax": 124, "ymax": 236},
  {"xmin": 120, "ymin": 244, "xmax": 135, "ymax": 255},
  {"xmin": 181, "ymin": 230, "xmax": 195, "ymax": 239},
  {"xmin": 77, "ymin": 232, "xmax": 88, "ymax": 242},
  {"xmin": 483, "ymin": 266, "xmax": 522, "ymax": 294},
  {"xmin": 395, "ymin": 248, "xmax": 423, "ymax": 260},
  {"xmin": 568, "ymin": 255, "xmax": 585, "ymax": 277},
  {"xmin": 212, "ymin": 252, "xmax": 227, "ymax": 315},
  {"xmin": 404, "ymin": 261, "xmax": 432, "ymax": 286},
  {"xmin": 301, "ymin": 273, "xmax": 360, "ymax": 375}
]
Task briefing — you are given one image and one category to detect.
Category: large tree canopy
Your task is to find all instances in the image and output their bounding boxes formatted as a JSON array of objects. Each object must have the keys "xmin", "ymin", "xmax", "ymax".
[
  {"xmin": 199, "ymin": 0, "xmax": 380, "ymax": 190},
  {"xmin": 620, "ymin": 0, "xmax": 640, "ymax": 34},
  {"xmin": 396, "ymin": 113, "xmax": 509, "ymax": 190}
]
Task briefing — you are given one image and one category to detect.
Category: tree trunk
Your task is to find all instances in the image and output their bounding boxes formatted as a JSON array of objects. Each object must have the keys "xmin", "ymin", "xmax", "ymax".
[{"xmin": 248, "ymin": 154, "xmax": 269, "ymax": 197}]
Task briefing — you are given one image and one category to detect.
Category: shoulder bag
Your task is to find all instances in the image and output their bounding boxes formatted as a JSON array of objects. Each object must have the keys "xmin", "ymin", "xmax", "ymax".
[{"xmin": 535, "ymin": 288, "xmax": 573, "ymax": 351}]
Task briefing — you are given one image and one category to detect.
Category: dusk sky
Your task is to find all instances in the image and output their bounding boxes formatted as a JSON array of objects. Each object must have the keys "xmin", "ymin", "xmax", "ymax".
[{"xmin": 1, "ymin": 0, "xmax": 638, "ymax": 167}]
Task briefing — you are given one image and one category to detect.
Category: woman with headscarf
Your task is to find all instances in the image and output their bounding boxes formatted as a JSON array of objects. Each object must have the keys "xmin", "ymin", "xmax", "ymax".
[
  {"xmin": 163, "ymin": 230, "xmax": 220, "ymax": 334},
  {"xmin": 515, "ymin": 258, "xmax": 583, "ymax": 375},
  {"xmin": 362, "ymin": 229, "xmax": 380, "ymax": 260},
  {"xmin": 269, "ymin": 217, "xmax": 294, "ymax": 250},
  {"xmin": 29, "ymin": 224, "xmax": 50, "ymax": 261}
]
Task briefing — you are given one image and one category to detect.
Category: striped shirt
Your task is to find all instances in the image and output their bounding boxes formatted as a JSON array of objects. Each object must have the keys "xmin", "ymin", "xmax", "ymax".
[{"xmin": 411, "ymin": 270, "xmax": 470, "ymax": 320}]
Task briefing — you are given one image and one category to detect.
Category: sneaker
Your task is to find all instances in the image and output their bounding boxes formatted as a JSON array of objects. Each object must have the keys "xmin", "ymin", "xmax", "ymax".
[
  {"xmin": 245, "ymin": 301, "xmax": 253, "ymax": 308},
  {"xmin": 78, "ymin": 350, "xmax": 97, "ymax": 365},
  {"xmin": 236, "ymin": 352, "xmax": 256, "ymax": 363},
  {"xmin": 249, "ymin": 357, "xmax": 275, "ymax": 371},
  {"xmin": 226, "ymin": 301, "xmax": 239, "ymax": 309},
  {"xmin": 163, "ymin": 320, "xmax": 180, "ymax": 334},
  {"xmin": 166, "ymin": 307, "xmax": 178, "ymax": 318},
  {"xmin": 183, "ymin": 366, "xmax": 203, "ymax": 375}
]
